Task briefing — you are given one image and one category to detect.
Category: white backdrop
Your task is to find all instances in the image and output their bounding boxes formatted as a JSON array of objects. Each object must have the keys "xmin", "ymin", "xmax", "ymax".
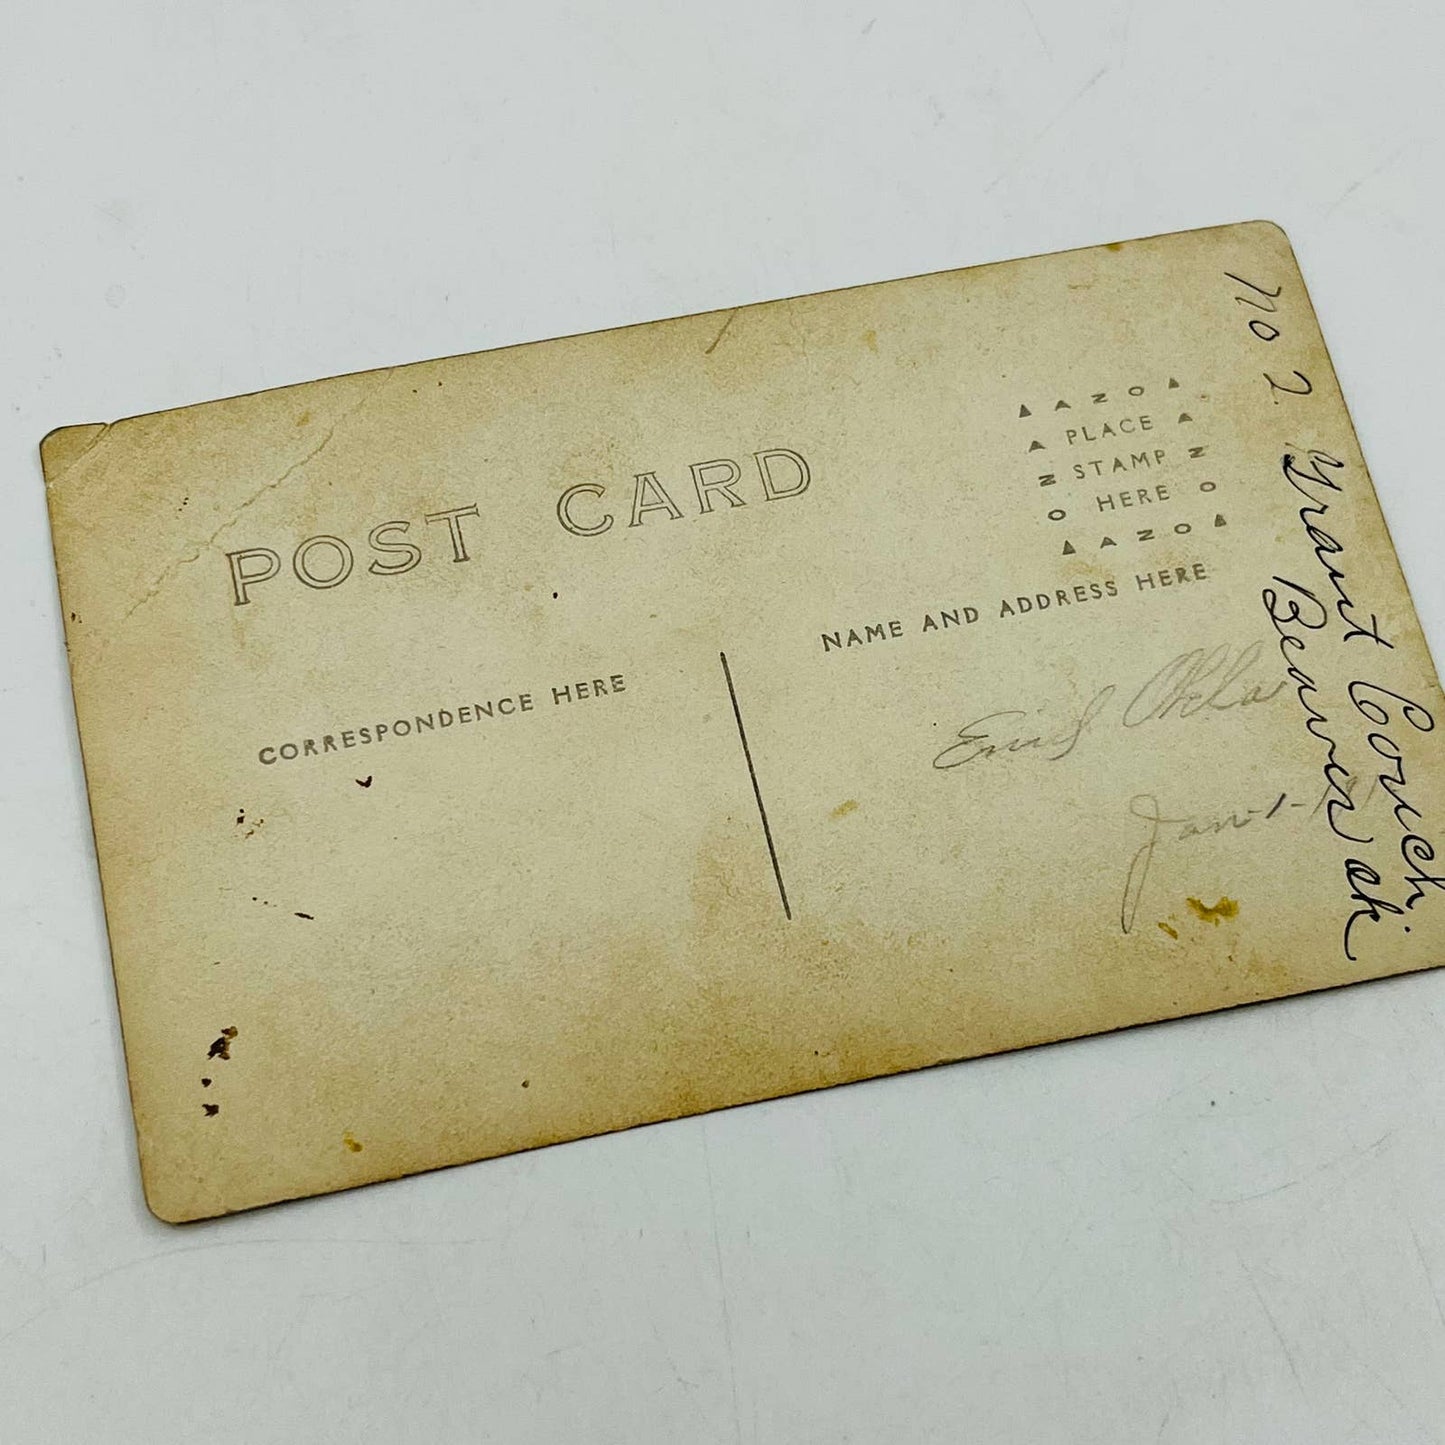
[{"xmin": 3, "ymin": 3, "xmax": 1444, "ymax": 1440}]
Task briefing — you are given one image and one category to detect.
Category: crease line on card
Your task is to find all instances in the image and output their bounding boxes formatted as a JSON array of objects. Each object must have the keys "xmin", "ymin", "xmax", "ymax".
[{"xmin": 718, "ymin": 650, "xmax": 792, "ymax": 921}]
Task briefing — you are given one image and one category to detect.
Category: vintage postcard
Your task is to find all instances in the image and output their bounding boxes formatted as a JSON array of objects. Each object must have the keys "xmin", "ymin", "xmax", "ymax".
[{"xmin": 42, "ymin": 221, "xmax": 1445, "ymax": 1221}]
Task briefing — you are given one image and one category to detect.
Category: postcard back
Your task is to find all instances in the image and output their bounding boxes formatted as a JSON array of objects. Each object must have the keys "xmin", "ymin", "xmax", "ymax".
[{"xmin": 42, "ymin": 221, "xmax": 1445, "ymax": 1220}]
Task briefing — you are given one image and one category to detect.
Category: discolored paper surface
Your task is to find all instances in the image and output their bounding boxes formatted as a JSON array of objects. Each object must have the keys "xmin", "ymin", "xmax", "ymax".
[{"xmin": 41, "ymin": 221, "xmax": 1445, "ymax": 1222}]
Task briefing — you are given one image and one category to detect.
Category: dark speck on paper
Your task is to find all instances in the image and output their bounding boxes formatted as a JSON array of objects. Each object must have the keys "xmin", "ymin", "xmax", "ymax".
[{"xmin": 207, "ymin": 1026, "xmax": 238, "ymax": 1060}]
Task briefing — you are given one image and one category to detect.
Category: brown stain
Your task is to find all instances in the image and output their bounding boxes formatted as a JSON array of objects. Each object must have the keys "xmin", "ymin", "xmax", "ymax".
[
  {"xmin": 1105, "ymin": 241, "xmax": 1124, "ymax": 252},
  {"xmin": 207, "ymin": 1025, "xmax": 238, "ymax": 1060},
  {"xmin": 1057, "ymin": 553, "xmax": 1113, "ymax": 585},
  {"xmin": 1186, "ymin": 896, "xmax": 1239, "ymax": 926},
  {"xmin": 831, "ymin": 798, "xmax": 859, "ymax": 819},
  {"xmin": 342, "ymin": 1132, "xmax": 363, "ymax": 1153},
  {"xmin": 1240, "ymin": 955, "xmax": 1294, "ymax": 993},
  {"xmin": 296, "ymin": 410, "xmax": 311, "ymax": 427},
  {"xmin": 863, "ymin": 329, "xmax": 878, "ymax": 353},
  {"xmin": 1157, "ymin": 921, "xmax": 1178, "ymax": 940}
]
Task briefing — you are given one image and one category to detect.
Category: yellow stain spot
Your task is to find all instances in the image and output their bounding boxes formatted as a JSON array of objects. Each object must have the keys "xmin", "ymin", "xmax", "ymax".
[
  {"xmin": 343, "ymin": 1132, "xmax": 363, "ymax": 1153},
  {"xmin": 1187, "ymin": 896, "xmax": 1239, "ymax": 925},
  {"xmin": 863, "ymin": 329, "xmax": 878, "ymax": 352},
  {"xmin": 1157, "ymin": 921, "xmax": 1178, "ymax": 939},
  {"xmin": 831, "ymin": 798, "xmax": 859, "ymax": 819},
  {"xmin": 1105, "ymin": 241, "xmax": 1124, "ymax": 252},
  {"xmin": 296, "ymin": 410, "xmax": 311, "ymax": 427}
]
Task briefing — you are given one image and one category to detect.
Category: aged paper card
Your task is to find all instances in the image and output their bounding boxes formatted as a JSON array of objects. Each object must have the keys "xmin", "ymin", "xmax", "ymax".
[{"xmin": 42, "ymin": 222, "xmax": 1445, "ymax": 1220}]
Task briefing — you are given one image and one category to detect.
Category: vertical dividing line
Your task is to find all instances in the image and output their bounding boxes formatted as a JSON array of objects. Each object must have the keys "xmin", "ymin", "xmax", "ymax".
[{"xmin": 718, "ymin": 650, "xmax": 792, "ymax": 921}]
